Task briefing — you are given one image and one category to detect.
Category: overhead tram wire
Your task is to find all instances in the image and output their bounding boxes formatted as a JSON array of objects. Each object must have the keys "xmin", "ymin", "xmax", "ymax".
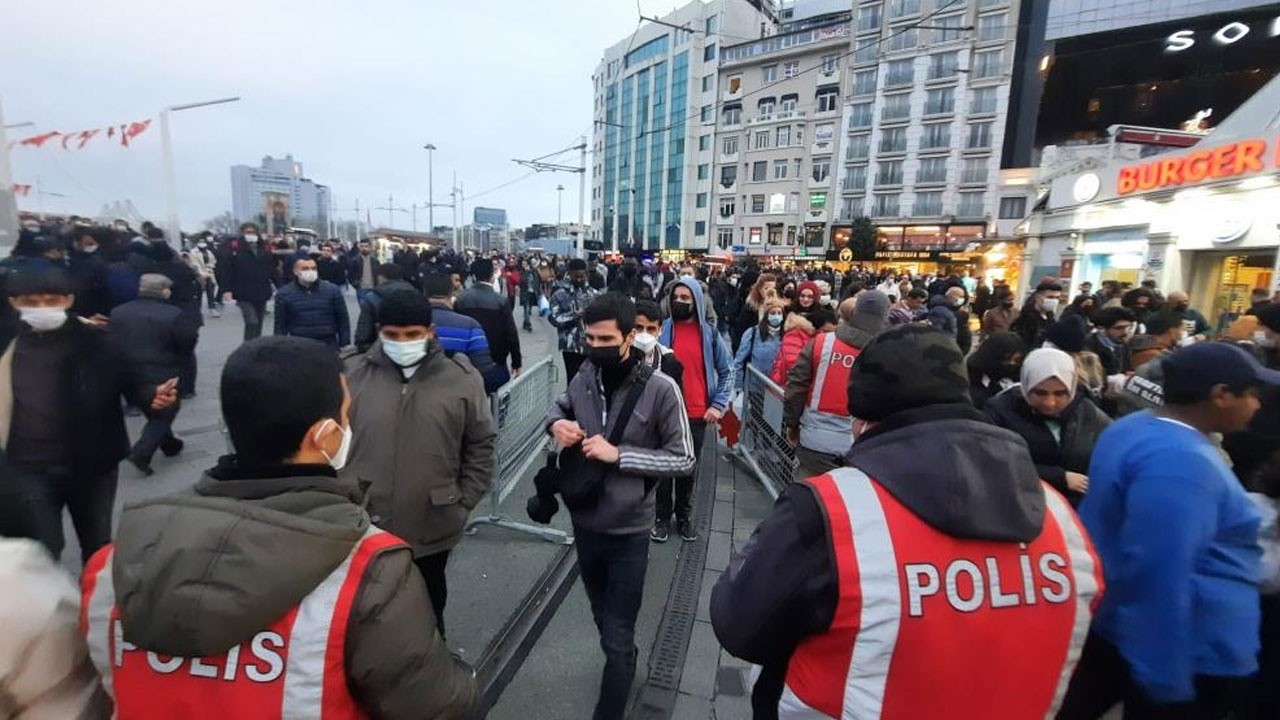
[{"xmin": 597, "ymin": 0, "xmax": 966, "ymax": 157}]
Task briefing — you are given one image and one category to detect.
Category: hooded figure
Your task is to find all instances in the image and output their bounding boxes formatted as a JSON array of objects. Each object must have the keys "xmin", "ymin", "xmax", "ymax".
[{"xmin": 658, "ymin": 277, "xmax": 734, "ymax": 419}]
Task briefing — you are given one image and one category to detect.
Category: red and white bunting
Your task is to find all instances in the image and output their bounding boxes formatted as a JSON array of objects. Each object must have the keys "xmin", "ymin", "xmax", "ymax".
[{"xmin": 7, "ymin": 118, "xmax": 153, "ymax": 151}]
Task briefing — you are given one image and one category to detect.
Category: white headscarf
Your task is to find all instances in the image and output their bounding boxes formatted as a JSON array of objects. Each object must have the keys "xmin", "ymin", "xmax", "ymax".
[{"xmin": 1020, "ymin": 348, "xmax": 1077, "ymax": 403}]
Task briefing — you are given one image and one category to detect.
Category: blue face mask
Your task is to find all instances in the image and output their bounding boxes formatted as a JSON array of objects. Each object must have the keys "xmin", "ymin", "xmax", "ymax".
[{"xmin": 767, "ymin": 313, "xmax": 783, "ymax": 327}]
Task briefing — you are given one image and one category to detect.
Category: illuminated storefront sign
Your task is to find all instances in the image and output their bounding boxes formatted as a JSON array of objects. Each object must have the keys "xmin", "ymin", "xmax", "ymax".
[
  {"xmin": 1164, "ymin": 16, "xmax": 1280, "ymax": 53},
  {"xmin": 1116, "ymin": 137, "xmax": 1278, "ymax": 195}
]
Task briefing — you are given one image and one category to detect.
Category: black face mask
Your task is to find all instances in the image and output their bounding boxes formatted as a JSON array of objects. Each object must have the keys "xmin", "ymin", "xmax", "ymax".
[
  {"xmin": 671, "ymin": 301, "xmax": 695, "ymax": 321},
  {"xmin": 996, "ymin": 362, "xmax": 1021, "ymax": 380},
  {"xmin": 588, "ymin": 344, "xmax": 625, "ymax": 368}
]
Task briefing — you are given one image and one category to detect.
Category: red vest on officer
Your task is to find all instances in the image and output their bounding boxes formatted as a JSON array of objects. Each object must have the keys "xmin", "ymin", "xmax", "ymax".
[
  {"xmin": 799, "ymin": 332, "xmax": 860, "ymax": 455},
  {"xmin": 779, "ymin": 468, "xmax": 1103, "ymax": 720},
  {"xmin": 80, "ymin": 526, "xmax": 402, "ymax": 719}
]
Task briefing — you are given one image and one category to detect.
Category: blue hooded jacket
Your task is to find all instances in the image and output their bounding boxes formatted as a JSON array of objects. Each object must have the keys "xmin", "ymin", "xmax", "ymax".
[{"xmin": 659, "ymin": 278, "xmax": 734, "ymax": 413}]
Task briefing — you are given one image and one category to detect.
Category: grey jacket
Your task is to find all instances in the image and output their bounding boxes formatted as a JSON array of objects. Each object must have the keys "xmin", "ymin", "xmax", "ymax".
[
  {"xmin": 344, "ymin": 341, "xmax": 496, "ymax": 557},
  {"xmin": 110, "ymin": 467, "xmax": 477, "ymax": 720},
  {"xmin": 544, "ymin": 358, "xmax": 696, "ymax": 534}
]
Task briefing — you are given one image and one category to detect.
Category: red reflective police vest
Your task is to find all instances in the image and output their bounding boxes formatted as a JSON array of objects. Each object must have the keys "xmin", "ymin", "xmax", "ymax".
[
  {"xmin": 779, "ymin": 468, "xmax": 1103, "ymax": 720},
  {"xmin": 80, "ymin": 526, "xmax": 404, "ymax": 719},
  {"xmin": 798, "ymin": 332, "xmax": 859, "ymax": 455}
]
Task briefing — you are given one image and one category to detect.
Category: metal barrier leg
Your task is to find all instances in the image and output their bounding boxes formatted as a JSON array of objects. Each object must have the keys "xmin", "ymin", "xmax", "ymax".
[{"xmin": 465, "ymin": 489, "xmax": 573, "ymax": 545}]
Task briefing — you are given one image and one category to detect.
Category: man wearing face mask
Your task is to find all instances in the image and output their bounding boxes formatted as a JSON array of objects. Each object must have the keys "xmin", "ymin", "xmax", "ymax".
[
  {"xmin": 187, "ymin": 233, "xmax": 220, "ymax": 317},
  {"xmin": 551, "ymin": 258, "xmax": 602, "ymax": 382},
  {"xmin": 109, "ymin": 274, "xmax": 198, "ymax": 476},
  {"xmin": 1166, "ymin": 290, "xmax": 1210, "ymax": 341},
  {"xmin": 66, "ymin": 228, "xmax": 111, "ymax": 319},
  {"xmin": 215, "ymin": 223, "xmax": 276, "ymax": 341},
  {"xmin": 981, "ymin": 287, "xmax": 1018, "ymax": 337},
  {"xmin": 0, "ymin": 268, "xmax": 178, "ymax": 562},
  {"xmin": 81, "ymin": 336, "xmax": 478, "ymax": 719},
  {"xmin": 272, "ymin": 257, "xmax": 351, "ymax": 350},
  {"xmin": 1011, "ymin": 280, "xmax": 1063, "ymax": 349},
  {"xmin": 343, "ymin": 291, "xmax": 495, "ymax": 636}
]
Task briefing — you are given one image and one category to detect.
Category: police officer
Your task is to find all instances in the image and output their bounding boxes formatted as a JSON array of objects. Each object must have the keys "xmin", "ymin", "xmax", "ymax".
[
  {"xmin": 712, "ymin": 325, "xmax": 1102, "ymax": 719},
  {"xmin": 80, "ymin": 337, "xmax": 476, "ymax": 719}
]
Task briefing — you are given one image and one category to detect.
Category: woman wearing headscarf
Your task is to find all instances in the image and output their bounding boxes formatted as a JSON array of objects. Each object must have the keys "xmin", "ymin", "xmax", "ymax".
[
  {"xmin": 791, "ymin": 281, "xmax": 821, "ymax": 318},
  {"xmin": 984, "ymin": 347, "xmax": 1111, "ymax": 505},
  {"xmin": 966, "ymin": 332, "xmax": 1026, "ymax": 410}
]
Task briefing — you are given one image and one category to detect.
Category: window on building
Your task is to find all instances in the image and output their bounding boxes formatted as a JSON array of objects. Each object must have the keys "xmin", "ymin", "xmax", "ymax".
[
  {"xmin": 717, "ymin": 227, "xmax": 734, "ymax": 247},
  {"xmin": 767, "ymin": 225, "xmax": 783, "ymax": 244},
  {"xmin": 720, "ymin": 196, "xmax": 736, "ymax": 217},
  {"xmin": 698, "ymin": 164, "xmax": 710, "ymax": 180},
  {"xmin": 933, "ymin": 13, "xmax": 966, "ymax": 43},
  {"xmin": 885, "ymin": 27, "xmax": 917, "ymax": 52},
  {"xmin": 699, "ymin": 134, "xmax": 712, "ymax": 151},
  {"xmin": 928, "ymin": 51, "xmax": 960, "ymax": 80},
  {"xmin": 821, "ymin": 54, "xmax": 839, "ymax": 74},
  {"xmin": 780, "ymin": 94, "xmax": 799, "ymax": 113},
  {"xmin": 704, "ymin": 43, "xmax": 717, "ymax": 61},
  {"xmin": 723, "ymin": 136, "xmax": 739, "ymax": 155},
  {"xmin": 853, "ymin": 37, "xmax": 879, "ymax": 64},
  {"xmin": 773, "ymin": 160, "xmax": 788, "ymax": 180},
  {"xmin": 999, "ymin": 196, "xmax": 1027, "ymax": 219},
  {"xmin": 754, "ymin": 130, "xmax": 771, "ymax": 150},
  {"xmin": 762, "ymin": 65, "xmax": 778, "ymax": 83},
  {"xmin": 752, "ymin": 161, "xmax": 767, "ymax": 182},
  {"xmin": 749, "ymin": 227, "xmax": 763, "ymax": 244},
  {"xmin": 921, "ymin": 122, "xmax": 951, "ymax": 149},
  {"xmin": 849, "ymin": 102, "xmax": 873, "ymax": 128},
  {"xmin": 788, "ymin": 192, "xmax": 801, "ymax": 212},
  {"xmin": 958, "ymin": 191, "xmax": 986, "ymax": 217},
  {"xmin": 769, "ymin": 193, "xmax": 787, "ymax": 214},
  {"xmin": 793, "ymin": 158, "xmax": 803, "ymax": 179},
  {"xmin": 978, "ymin": 13, "xmax": 1008, "ymax": 42},
  {"xmin": 809, "ymin": 192, "xmax": 828, "ymax": 211},
  {"xmin": 812, "ymin": 158, "xmax": 831, "ymax": 183},
  {"xmin": 971, "ymin": 87, "xmax": 998, "ymax": 114},
  {"xmin": 701, "ymin": 104, "xmax": 714, "ymax": 122},
  {"xmin": 720, "ymin": 164, "xmax": 737, "ymax": 188},
  {"xmin": 890, "ymin": 0, "xmax": 920, "ymax": 17},
  {"xmin": 980, "ymin": 0, "xmax": 1008, "ymax": 6},
  {"xmin": 925, "ymin": 87, "xmax": 955, "ymax": 115},
  {"xmin": 817, "ymin": 89, "xmax": 839, "ymax": 113},
  {"xmin": 967, "ymin": 122, "xmax": 993, "ymax": 149},
  {"xmin": 696, "ymin": 192, "xmax": 708, "ymax": 208},
  {"xmin": 723, "ymin": 104, "xmax": 742, "ymax": 125},
  {"xmin": 847, "ymin": 134, "xmax": 870, "ymax": 160},
  {"xmin": 727, "ymin": 74, "xmax": 742, "ymax": 94},
  {"xmin": 784, "ymin": 61, "xmax": 800, "ymax": 79},
  {"xmin": 844, "ymin": 165, "xmax": 868, "ymax": 191},
  {"xmin": 876, "ymin": 160, "xmax": 904, "ymax": 185},
  {"xmin": 972, "ymin": 49, "xmax": 1004, "ymax": 79},
  {"xmin": 872, "ymin": 193, "xmax": 900, "ymax": 217},
  {"xmin": 758, "ymin": 97, "xmax": 776, "ymax": 115},
  {"xmin": 962, "ymin": 157, "xmax": 988, "ymax": 183},
  {"xmin": 705, "ymin": 14, "xmax": 718, "ymax": 34},
  {"xmin": 885, "ymin": 58, "xmax": 914, "ymax": 87},
  {"xmin": 918, "ymin": 156, "xmax": 948, "ymax": 183},
  {"xmin": 695, "ymin": 220, "xmax": 706, "ymax": 236},
  {"xmin": 852, "ymin": 69, "xmax": 877, "ymax": 96},
  {"xmin": 880, "ymin": 126, "xmax": 907, "ymax": 153},
  {"xmin": 751, "ymin": 194, "xmax": 766, "ymax": 213},
  {"xmin": 776, "ymin": 125, "xmax": 791, "ymax": 147},
  {"xmin": 857, "ymin": 2, "xmax": 882, "ymax": 32},
  {"xmin": 701, "ymin": 74, "xmax": 715, "ymax": 92},
  {"xmin": 882, "ymin": 93, "xmax": 911, "ymax": 121},
  {"xmin": 914, "ymin": 191, "xmax": 943, "ymax": 216}
]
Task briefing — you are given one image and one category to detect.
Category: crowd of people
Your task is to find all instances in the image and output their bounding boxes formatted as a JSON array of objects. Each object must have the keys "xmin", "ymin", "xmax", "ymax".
[{"xmin": 2, "ymin": 213, "xmax": 1280, "ymax": 719}]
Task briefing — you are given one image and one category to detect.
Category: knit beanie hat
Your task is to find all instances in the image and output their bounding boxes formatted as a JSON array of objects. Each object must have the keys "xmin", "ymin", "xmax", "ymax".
[
  {"xmin": 849, "ymin": 290, "xmax": 890, "ymax": 334},
  {"xmin": 847, "ymin": 325, "xmax": 971, "ymax": 421},
  {"xmin": 1043, "ymin": 316, "xmax": 1088, "ymax": 353},
  {"xmin": 1257, "ymin": 303, "xmax": 1280, "ymax": 334},
  {"xmin": 378, "ymin": 290, "xmax": 433, "ymax": 327}
]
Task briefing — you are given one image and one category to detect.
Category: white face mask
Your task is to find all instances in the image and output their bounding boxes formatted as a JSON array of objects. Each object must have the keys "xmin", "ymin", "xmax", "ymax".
[
  {"xmin": 18, "ymin": 306, "xmax": 68, "ymax": 331},
  {"xmin": 953, "ymin": 296, "xmax": 965, "ymax": 307},
  {"xmin": 633, "ymin": 332, "xmax": 658, "ymax": 354},
  {"xmin": 1256, "ymin": 330, "xmax": 1277, "ymax": 348},
  {"xmin": 298, "ymin": 269, "xmax": 319, "ymax": 284},
  {"xmin": 82, "ymin": 244, "xmax": 100, "ymax": 254},
  {"xmin": 1041, "ymin": 297, "xmax": 1060, "ymax": 314},
  {"xmin": 243, "ymin": 234, "xmax": 259, "ymax": 243},
  {"xmin": 315, "ymin": 419, "xmax": 352, "ymax": 471},
  {"xmin": 382, "ymin": 337, "xmax": 428, "ymax": 367}
]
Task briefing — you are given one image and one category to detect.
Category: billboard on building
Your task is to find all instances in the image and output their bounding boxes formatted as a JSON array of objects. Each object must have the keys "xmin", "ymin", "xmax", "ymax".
[
  {"xmin": 262, "ymin": 191, "xmax": 291, "ymax": 235},
  {"xmin": 474, "ymin": 206, "xmax": 508, "ymax": 228}
]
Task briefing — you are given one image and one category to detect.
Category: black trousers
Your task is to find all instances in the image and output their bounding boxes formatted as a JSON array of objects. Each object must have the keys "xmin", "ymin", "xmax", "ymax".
[
  {"xmin": 1057, "ymin": 631, "xmax": 1256, "ymax": 720},
  {"xmin": 413, "ymin": 550, "xmax": 451, "ymax": 638},
  {"xmin": 576, "ymin": 527, "xmax": 649, "ymax": 720},
  {"xmin": 0, "ymin": 464, "xmax": 118, "ymax": 562},
  {"xmin": 563, "ymin": 351, "xmax": 587, "ymax": 385},
  {"xmin": 239, "ymin": 300, "xmax": 268, "ymax": 341},
  {"xmin": 131, "ymin": 401, "xmax": 181, "ymax": 465},
  {"xmin": 656, "ymin": 419, "xmax": 706, "ymax": 522}
]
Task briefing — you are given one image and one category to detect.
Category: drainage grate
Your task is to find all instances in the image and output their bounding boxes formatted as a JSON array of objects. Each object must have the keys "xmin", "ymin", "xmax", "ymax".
[{"xmin": 629, "ymin": 439, "xmax": 722, "ymax": 717}]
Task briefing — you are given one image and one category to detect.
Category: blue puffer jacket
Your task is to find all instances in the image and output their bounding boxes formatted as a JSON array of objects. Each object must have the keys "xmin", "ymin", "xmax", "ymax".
[
  {"xmin": 273, "ymin": 280, "xmax": 350, "ymax": 348},
  {"xmin": 429, "ymin": 301, "xmax": 503, "ymax": 393},
  {"xmin": 732, "ymin": 325, "xmax": 782, "ymax": 392}
]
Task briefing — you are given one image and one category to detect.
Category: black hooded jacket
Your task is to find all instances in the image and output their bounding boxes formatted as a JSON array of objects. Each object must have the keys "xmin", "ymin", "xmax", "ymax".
[{"xmin": 710, "ymin": 404, "xmax": 1045, "ymax": 717}]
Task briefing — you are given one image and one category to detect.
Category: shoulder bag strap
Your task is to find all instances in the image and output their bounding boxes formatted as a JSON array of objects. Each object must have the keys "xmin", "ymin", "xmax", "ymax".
[{"xmin": 607, "ymin": 369, "xmax": 650, "ymax": 447}]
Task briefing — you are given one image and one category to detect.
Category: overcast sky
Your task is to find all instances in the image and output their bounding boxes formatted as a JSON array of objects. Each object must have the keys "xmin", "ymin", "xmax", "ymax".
[{"xmin": 1, "ymin": 0, "xmax": 665, "ymax": 232}]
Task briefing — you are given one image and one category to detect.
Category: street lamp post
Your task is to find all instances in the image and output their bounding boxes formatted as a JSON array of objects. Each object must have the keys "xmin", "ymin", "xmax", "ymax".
[
  {"xmin": 0, "ymin": 98, "xmax": 34, "ymax": 252},
  {"xmin": 424, "ymin": 143, "xmax": 436, "ymax": 234},
  {"xmin": 161, "ymin": 96, "xmax": 240, "ymax": 243},
  {"xmin": 556, "ymin": 184, "xmax": 565, "ymax": 240}
]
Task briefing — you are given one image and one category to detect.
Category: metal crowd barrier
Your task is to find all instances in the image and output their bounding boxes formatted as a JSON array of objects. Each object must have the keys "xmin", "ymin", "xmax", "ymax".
[
  {"xmin": 465, "ymin": 355, "xmax": 572, "ymax": 544},
  {"xmin": 730, "ymin": 365, "xmax": 797, "ymax": 500}
]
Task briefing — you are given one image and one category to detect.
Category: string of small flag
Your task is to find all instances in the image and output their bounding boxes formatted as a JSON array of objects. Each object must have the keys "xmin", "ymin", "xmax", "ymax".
[
  {"xmin": 10, "ymin": 184, "xmax": 32, "ymax": 197},
  {"xmin": 6, "ymin": 119, "xmax": 152, "ymax": 151}
]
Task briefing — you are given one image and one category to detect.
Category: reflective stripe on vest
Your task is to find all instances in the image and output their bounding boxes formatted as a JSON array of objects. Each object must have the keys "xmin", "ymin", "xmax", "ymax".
[
  {"xmin": 779, "ymin": 468, "xmax": 1103, "ymax": 720},
  {"xmin": 799, "ymin": 333, "xmax": 858, "ymax": 456},
  {"xmin": 80, "ymin": 525, "xmax": 405, "ymax": 719}
]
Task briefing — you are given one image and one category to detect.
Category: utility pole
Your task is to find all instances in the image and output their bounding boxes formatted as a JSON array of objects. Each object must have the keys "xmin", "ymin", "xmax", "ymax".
[
  {"xmin": 556, "ymin": 184, "xmax": 565, "ymax": 239},
  {"xmin": 160, "ymin": 96, "xmax": 241, "ymax": 243},
  {"xmin": 513, "ymin": 138, "xmax": 588, "ymax": 258},
  {"xmin": 424, "ymin": 143, "xmax": 436, "ymax": 235}
]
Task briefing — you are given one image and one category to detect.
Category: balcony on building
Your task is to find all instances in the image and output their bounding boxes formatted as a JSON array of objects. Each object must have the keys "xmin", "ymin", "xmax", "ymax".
[
  {"xmin": 749, "ymin": 108, "xmax": 806, "ymax": 126},
  {"xmin": 718, "ymin": 10, "xmax": 852, "ymax": 69}
]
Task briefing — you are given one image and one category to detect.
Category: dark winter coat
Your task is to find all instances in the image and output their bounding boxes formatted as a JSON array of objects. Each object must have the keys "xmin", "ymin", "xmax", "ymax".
[
  {"xmin": 455, "ymin": 282, "xmax": 522, "ymax": 370},
  {"xmin": 317, "ymin": 256, "xmax": 348, "ymax": 287},
  {"xmin": 346, "ymin": 254, "xmax": 381, "ymax": 289},
  {"xmin": 985, "ymin": 389, "xmax": 1112, "ymax": 504},
  {"xmin": 109, "ymin": 296, "xmax": 199, "ymax": 384},
  {"xmin": 215, "ymin": 239, "xmax": 276, "ymax": 304},
  {"xmin": 66, "ymin": 251, "xmax": 110, "ymax": 317},
  {"xmin": 273, "ymin": 280, "xmax": 351, "ymax": 349},
  {"xmin": 1011, "ymin": 307, "xmax": 1056, "ymax": 349}
]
